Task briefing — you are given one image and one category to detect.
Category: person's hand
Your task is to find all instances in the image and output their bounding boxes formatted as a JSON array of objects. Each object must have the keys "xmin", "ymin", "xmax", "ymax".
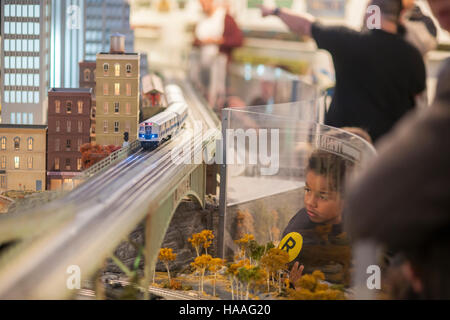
[
  {"xmin": 289, "ymin": 262, "xmax": 304, "ymax": 288},
  {"xmin": 260, "ymin": 5, "xmax": 275, "ymax": 18},
  {"xmin": 202, "ymin": 37, "xmax": 224, "ymax": 45}
]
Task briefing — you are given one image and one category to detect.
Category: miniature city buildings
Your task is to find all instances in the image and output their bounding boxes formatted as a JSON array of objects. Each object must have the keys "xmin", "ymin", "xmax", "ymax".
[
  {"xmin": 49, "ymin": 0, "xmax": 85, "ymax": 89},
  {"xmin": 1, "ymin": 1, "xmax": 52, "ymax": 125},
  {"xmin": 79, "ymin": 61, "xmax": 97, "ymax": 143},
  {"xmin": 141, "ymin": 73, "xmax": 166, "ymax": 108},
  {"xmin": 95, "ymin": 34, "xmax": 140, "ymax": 146},
  {"xmin": 47, "ymin": 88, "xmax": 92, "ymax": 191},
  {"xmin": 84, "ymin": 0, "xmax": 134, "ymax": 61},
  {"xmin": 0, "ymin": 124, "xmax": 47, "ymax": 192}
]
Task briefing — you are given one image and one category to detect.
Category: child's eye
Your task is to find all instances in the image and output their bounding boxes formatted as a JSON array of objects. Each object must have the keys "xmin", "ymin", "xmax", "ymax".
[{"xmin": 305, "ymin": 187, "xmax": 311, "ymax": 193}]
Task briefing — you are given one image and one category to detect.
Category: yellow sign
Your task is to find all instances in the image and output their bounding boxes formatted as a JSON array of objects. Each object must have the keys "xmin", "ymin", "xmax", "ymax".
[{"xmin": 279, "ymin": 232, "xmax": 303, "ymax": 262}]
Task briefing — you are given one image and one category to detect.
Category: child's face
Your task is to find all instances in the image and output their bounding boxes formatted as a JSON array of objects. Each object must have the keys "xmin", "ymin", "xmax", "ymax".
[{"xmin": 304, "ymin": 171, "xmax": 343, "ymax": 224}]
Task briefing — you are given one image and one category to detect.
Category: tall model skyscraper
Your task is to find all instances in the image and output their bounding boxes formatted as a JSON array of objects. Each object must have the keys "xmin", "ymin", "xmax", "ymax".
[
  {"xmin": 49, "ymin": 0, "xmax": 85, "ymax": 88},
  {"xmin": 1, "ymin": 0, "xmax": 51, "ymax": 125},
  {"xmin": 84, "ymin": 0, "xmax": 134, "ymax": 61}
]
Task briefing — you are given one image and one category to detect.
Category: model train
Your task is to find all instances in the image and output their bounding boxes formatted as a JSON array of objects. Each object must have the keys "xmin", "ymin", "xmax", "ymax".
[{"xmin": 138, "ymin": 84, "xmax": 188, "ymax": 150}]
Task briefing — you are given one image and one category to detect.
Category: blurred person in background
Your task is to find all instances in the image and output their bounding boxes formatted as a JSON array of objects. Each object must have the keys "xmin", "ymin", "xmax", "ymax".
[
  {"xmin": 193, "ymin": 0, "xmax": 243, "ymax": 108},
  {"xmin": 261, "ymin": 0, "xmax": 426, "ymax": 143},
  {"xmin": 399, "ymin": 0, "xmax": 438, "ymax": 108},
  {"xmin": 401, "ymin": 0, "xmax": 438, "ymax": 56},
  {"xmin": 344, "ymin": 0, "xmax": 450, "ymax": 299},
  {"xmin": 193, "ymin": 0, "xmax": 243, "ymax": 65}
]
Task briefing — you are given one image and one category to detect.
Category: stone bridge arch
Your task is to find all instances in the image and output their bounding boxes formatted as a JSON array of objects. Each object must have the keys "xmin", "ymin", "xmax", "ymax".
[{"xmin": 142, "ymin": 164, "xmax": 207, "ymax": 291}]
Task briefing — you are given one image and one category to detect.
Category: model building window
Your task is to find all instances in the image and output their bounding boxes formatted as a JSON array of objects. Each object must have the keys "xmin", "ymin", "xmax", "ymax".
[
  {"xmin": 56, "ymin": 120, "xmax": 60, "ymax": 132},
  {"xmin": 125, "ymin": 103, "xmax": 131, "ymax": 114},
  {"xmin": 114, "ymin": 102, "xmax": 120, "ymax": 113},
  {"xmin": 78, "ymin": 101, "xmax": 83, "ymax": 114},
  {"xmin": 126, "ymin": 83, "xmax": 131, "ymax": 96},
  {"xmin": 1, "ymin": 156, "xmax": 6, "ymax": 169},
  {"xmin": 77, "ymin": 158, "xmax": 82, "ymax": 171},
  {"xmin": 103, "ymin": 83, "xmax": 109, "ymax": 95},
  {"xmin": 14, "ymin": 156, "xmax": 19, "ymax": 169},
  {"xmin": 78, "ymin": 120, "xmax": 83, "ymax": 133},
  {"xmin": 114, "ymin": 83, "xmax": 120, "ymax": 96},
  {"xmin": 84, "ymin": 69, "xmax": 91, "ymax": 81},
  {"xmin": 65, "ymin": 158, "xmax": 71, "ymax": 170},
  {"xmin": 66, "ymin": 139, "xmax": 71, "ymax": 151},
  {"xmin": 54, "ymin": 158, "xmax": 60, "ymax": 170},
  {"xmin": 1, "ymin": 137, "xmax": 6, "ymax": 150},
  {"xmin": 115, "ymin": 63, "xmax": 120, "ymax": 76},
  {"xmin": 27, "ymin": 156, "xmax": 33, "ymax": 169},
  {"xmin": 0, "ymin": 175, "xmax": 6, "ymax": 188},
  {"xmin": 55, "ymin": 100, "xmax": 61, "ymax": 113},
  {"xmin": 55, "ymin": 138, "xmax": 60, "ymax": 151},
  {"xmin": 103, "ymin": 63, "xmax": 109, "ymax": 75},
  {"xmin": 77, "ymin": 138, "xmax": 82, "ymax": 151},
  {"xmin": 67, "ymin": 120, "xmax": 71, "ymax": 133},
  {"xmin": 114, "ymin": 121, "xmax": 119, "ymax": 133},
  {"xmin": 66, "ymin": 101, "xmax": 72, "ymax": 114},
  {"xmin": 103, "ymin": 102, "xmax": 109, "ymax": 114},
  {"xmin": 14, "ymin": 137, "xmax": 20, "ymax": 151},
  {"xmin": 103, "ymin": 120, "xmax": 108, "ymax": 133},
  {"xmin": 126, "ymin": 64, "xmax": 132, "ymax": 75},
  {"xmin": 27, "ymin": 137, "xmax": 33, "ymax": 151}
]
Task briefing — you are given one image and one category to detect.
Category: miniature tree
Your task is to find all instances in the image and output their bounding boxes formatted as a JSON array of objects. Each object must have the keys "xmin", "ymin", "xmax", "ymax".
[
  {"xmin": 158, "ymin": 248, "xmax": 177, "ymax": 284},
  {"xmin": 269, "ymin": 210, "xmax": 280, "ymax": 242},
  {"xmin": 188, "ymin": 229, "xmax": 214, "ymax": 257},
  {"xmin": 260, "ymin": 248, "xmax": 289, "ymax": 294},
  {"xmin": 237, "ymin": 265, "xmax": 252, "ymax": 300},
  {"xmin": 190, "ymin": 254, "xmax": 213, "ymax": 294},
  {"xmin": 225, "ymin": 262, "xmax": 238, "ymax": 300},
  {"xmin": 248, "ymin": 240, "xmax": 265, "ymax": 266},
  {"xmin": 226, "ymin": 259, "xmax": 250, "ymax": 300},
  {"xmin": 208, "ymin": 257, "xmax": 225, "ymax": 297},
  {"xmin": 200, "ymin": 230, "xmax": 214, "ymax": 255},
  {"xmin": 234, "ymin": 234, "xmax": 255, "ymax": 261},
  {"xmin": 235, "ymin": 209, "xmax": 255, "ymax": 239},
  {"xmin": 188, "ymin": 233, "xmax": 203, "ymax": 257}
]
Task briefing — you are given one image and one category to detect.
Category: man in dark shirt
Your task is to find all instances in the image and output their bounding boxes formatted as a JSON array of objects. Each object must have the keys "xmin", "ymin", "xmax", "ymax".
[
  {"xmin": 262, "ymin": 0, "xmax": 426, "ymax": 142},
  {"xmin": 345, "ymin": 0, "xmax": 450, "ymax": 299}
]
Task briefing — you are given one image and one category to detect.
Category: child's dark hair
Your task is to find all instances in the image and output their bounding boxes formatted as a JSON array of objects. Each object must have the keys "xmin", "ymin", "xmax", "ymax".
[{"xmin": 307, "ymin": 150, "xmax": 352, "ymax": 194}]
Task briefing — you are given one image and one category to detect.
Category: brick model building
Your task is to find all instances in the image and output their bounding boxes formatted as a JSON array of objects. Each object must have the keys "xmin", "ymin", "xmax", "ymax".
[
  {"xmin": 79, "ymin": 60, "xmax": 97, "ymax": 142},
  {"xmin": 47, "ymin": 88, "xmax": 92, "ymax": 191}
]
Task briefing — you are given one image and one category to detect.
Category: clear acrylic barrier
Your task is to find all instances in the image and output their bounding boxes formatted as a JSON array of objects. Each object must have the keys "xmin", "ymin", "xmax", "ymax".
[
  {"xmin": 220, "ymin": 103, "xmax": 376, "ymax": 299},
  {"xmin": 188, "ymin": 49, "xmax": 325, "ymax": 122}
]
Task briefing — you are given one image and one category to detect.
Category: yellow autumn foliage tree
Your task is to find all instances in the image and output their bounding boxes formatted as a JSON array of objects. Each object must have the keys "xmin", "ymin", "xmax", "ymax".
[
  {"xmin": 260, "ymin": 248, "xmax": 289, "ymax": 293},
  {"xmin": 234, "ymin": 234, "xmax": 255, "ymax": 260},
  {"xmin": 188, "ymin": 229, "xmax": 215, "ymax": 257},
  {"xmin": 208, "ymin": 257, "xmax": 225, "ymax": 297},
  {"xmin": 191, "ymin": 254, "xmax": 213, "ymax": 294},
  {"xmin": 158, "ymin": 248, "xmax": 177, "ymax": 283}
]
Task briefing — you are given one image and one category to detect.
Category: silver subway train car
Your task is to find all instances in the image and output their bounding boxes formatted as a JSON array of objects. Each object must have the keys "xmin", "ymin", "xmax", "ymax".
[{"xmin": 138, "ymin": 85, "xmax": 188, "ymax": 150}]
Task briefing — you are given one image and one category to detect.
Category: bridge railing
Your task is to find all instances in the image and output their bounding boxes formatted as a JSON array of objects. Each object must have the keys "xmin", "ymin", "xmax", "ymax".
[{"xmin": 78, "ymin": 139, "xmax": 142, "ymax": 180}]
